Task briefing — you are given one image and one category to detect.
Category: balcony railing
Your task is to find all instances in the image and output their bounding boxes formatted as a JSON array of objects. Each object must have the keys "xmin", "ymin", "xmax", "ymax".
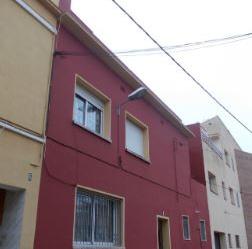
[{"xmin": 201, "ymin": 129, "xmax": 223, "ymax": 159}]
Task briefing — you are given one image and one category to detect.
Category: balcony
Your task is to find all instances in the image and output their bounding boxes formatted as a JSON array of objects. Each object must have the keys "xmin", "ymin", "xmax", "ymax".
[{"xmin": 201, "ymin": 129, "xmax": 223, "ymax": 159}]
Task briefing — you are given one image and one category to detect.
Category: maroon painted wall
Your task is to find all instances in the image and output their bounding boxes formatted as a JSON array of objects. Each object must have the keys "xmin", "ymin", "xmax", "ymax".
[
  {"xmin": 187, "ymin": 124, "xmax": 206, "ymax": 185},
  {"xmin": 34, "ymin": 22, "xmax": 212, "ymax": 249},
  {"xmin": 59, "ymin": 0, "xmax": 71, "ymax": 12}
]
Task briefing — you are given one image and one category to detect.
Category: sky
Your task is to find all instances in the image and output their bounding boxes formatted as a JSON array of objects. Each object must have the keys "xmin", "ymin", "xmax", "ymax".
[{"xmin": 71, "ymin": 0, "xmax": 252, "ymax": 153}]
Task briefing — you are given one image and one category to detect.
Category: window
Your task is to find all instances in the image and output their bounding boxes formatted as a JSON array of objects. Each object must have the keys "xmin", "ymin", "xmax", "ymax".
[
  {"xmin": 73, "ymin": 75, "xmax": 111, "ymax": 139},
  {"xmin": 236, "ymin": 192, "xmax": 240, "ymax": 207},
  {"xmin": 182, "ymin": 216, "xmax": 190, "ymax": 240},
  {"xmin": 74, "ymin": 188, "xmax": 122, "ymax": 247},
  {"xmin": 235, "ymin": 235, "xmax": 241, "ymax": 248},
  {"xmin": 74, "ymin": 94, "xmax": 103, "ymax": 134},
  {"xmin": 229, "ymin": 188, "xmax": 235, "ymax": 205},
  {"xmin": 224, "ymin": 150, "xmax": 231, "ymax": 167},
  {"xmin": 208, "ymin": 172, "xmax": 218, "ymax": 194},
  {"xmin": 228, "ymin": 234, "xmax": 233, "ymax": 248},
  {"xmin": 200, "ymin": 220, "xmax": 207, "ymax": 241},
  {"xmin": 222, "ymin": 181, "xmax": 227, "ymax": 200},
  {"xmin": 231, "ymin": 158, "xmax": 235, "ymax": 171},
  {"xmin": 125, "ymin": 112, "xmax": 149, "ymax": 160}
]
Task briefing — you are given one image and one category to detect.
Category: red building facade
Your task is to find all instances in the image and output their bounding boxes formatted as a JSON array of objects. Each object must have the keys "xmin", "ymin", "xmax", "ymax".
[{"xmin": 34, "ymin": 2, "xmax": 212, "ymax": 248}]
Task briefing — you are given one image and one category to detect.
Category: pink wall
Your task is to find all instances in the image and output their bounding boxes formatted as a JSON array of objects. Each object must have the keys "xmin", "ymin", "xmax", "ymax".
[{"xmin": 34, "ymin": 24, "xmax": 212, "ymax": 249}]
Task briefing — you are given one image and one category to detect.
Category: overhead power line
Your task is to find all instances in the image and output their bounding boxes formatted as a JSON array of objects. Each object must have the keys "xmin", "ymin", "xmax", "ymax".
[
  {"xmin": 116, "ymin": 32, "xmax": 252, "ymax": 55},
  {"xmin": 111, "ymin": 0, "xmax": 252, "ymax": 134}
]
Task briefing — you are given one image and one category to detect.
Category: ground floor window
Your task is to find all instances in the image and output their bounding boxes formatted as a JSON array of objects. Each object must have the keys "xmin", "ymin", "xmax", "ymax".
[
  {"xmin": 228, "ymin": 234, "xmax": 233, "ymax": 248},
  {"xmin": 199, "ymin": 220, "xmax": 207, "ymax": 241},
  {"xmin": 182, "ymin": 215, "xmax": 190, "ymax": 240},
  {"xmin": 74, "ymin": 188, "xmax": 122, "ymax": 248},
  {"xmin": 235, "ymin": 235, "xmax": 241, "ymax": 248}
]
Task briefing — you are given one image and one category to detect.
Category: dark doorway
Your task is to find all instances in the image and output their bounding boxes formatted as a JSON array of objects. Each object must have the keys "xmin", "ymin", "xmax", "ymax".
[
  {"xmin": 158, "ymin": 217, "xmax": 170, "ymax": 249},
  {"xmin": 214, "ymin": 232, "xmax": 221, "ymax": 249},
  {"xmin": 214, "ymin": 231, "xmax": 226, "ymax": 249}
]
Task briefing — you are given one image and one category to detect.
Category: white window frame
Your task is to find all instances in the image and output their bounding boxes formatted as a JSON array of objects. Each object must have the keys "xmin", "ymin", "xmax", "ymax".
[
  {"xmin": 199, "ymin": 220, "xmax": 207, "ymax": 241},
  {"xmin": 182, "ymin": 215, "xmax": 191, "ymax": 240},
  {"xmin": 74, "ymin": 84, "xmax": 104, "ymax": 136}
]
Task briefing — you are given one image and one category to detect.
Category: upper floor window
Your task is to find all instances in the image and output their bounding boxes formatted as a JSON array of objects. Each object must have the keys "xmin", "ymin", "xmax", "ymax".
[
  {"xmin": 222, "ymin": 181, "xmax": 227, "ymax": 201},
  {"xmin": 74, "ymin": 188, "xmax": 122, "ymax": 248},
  {"xmin": 208, "ymin": 172, "xmax": 218, "ymax": 195},
  {"xmin": 74, "ymin": 93, "xmax": 103, "ymax": 134},
  {"xmin": 224, "ymin": 150, "xmax": 231, "ymax": 167},
  {"xmin": 182, "ymin": 215, "xmax": 190, "ymax": 240},
  {"xmin": 231, "ymin": 158, "xmax": 235, "ymax": 171},
  {"xmin": 125, "ymin": 112, "xmax": 149, "ymax": 161},
  {"xmin": 73, "ymin": 75, "xmax": 111, "ymax": 140},
  {"xmin": 229, "ymin": 187, "xmax": 235, "ymax": 205},
  {"xmin": 236, "ymin": 192, "xmax": 240, "ymax": 207},
  {"xmin": 200, "ymin": 220, "xmax": 207, "ymax": 241}
]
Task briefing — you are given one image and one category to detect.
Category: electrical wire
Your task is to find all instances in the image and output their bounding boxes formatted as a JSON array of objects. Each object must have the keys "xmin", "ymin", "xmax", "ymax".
[
  {"xmin": 111, "ymin": 0, "xmax": 252, "ymax": 135},
  {"xmin": 116, "ymin": 32, "xmax": 252, "ymax": 55}
]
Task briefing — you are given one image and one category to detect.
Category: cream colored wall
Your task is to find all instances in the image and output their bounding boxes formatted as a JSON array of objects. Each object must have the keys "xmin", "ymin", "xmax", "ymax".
[
  {"xmin": 202, "ymin": 117, "xmax": 248, "ymax": 249},
  {"xmin": 0, "ymin": 0, "xmax": 57, "ymax": 248},
  {"xmin": 50, "ymin": 0, "xmax": 60, "ymax": 7},
  {"xmin": 0, "ymin": 130, "xmax": 43, "ymax": 249},
  {"xmin": 0, "ymin": 0, "xmax": 55, "ymax": 135}
]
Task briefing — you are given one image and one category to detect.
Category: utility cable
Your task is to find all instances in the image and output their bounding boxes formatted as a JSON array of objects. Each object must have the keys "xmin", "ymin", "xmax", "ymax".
[
  {"xmin": 111, "ymin": 0, "xmax": 252, "ymax": 135},
  {"xmin": 116, "ymin": 32, "xmax": 252, "ymax": 55}
]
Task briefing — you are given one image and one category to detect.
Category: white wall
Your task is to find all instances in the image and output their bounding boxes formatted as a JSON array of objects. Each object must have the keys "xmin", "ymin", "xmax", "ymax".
[{"xmin": 202, "ymin": 117, "xmax": 248, "ymax": 249}]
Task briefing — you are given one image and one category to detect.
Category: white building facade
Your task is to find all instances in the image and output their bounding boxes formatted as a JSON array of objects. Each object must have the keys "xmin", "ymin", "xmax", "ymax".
[{"xmin": 201, "ymin": 116, "xmax": 248, "ymax": 249}]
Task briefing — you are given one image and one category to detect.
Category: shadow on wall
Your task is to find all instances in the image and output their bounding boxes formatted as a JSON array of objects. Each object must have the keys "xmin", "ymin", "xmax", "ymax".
[{"xmin": 0, "ymin": 188, "xmax": 25, "ymax": 249}]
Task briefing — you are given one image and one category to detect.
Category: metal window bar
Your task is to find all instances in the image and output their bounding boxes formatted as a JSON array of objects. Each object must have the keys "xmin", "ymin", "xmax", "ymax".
[{"xmin": 74, "ymin": 189, "xmax": 121, "ymax": 247}]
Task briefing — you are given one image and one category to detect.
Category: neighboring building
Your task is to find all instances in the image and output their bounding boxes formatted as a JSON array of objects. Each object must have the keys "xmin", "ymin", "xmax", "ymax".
[
  {"xmin": 0, "ymin": 0, "xmax": 59, "ymax": 248},
  {"xmin": 34, "ymin": 1, "xmax": 212, "ymax": 248},
  {"xmin": 235, "ymin": 150, "xmax": 252, "ymax": 249},
  {"xmin": 188, "ymin": 116, "xmax": 248, "ymax": 249}
]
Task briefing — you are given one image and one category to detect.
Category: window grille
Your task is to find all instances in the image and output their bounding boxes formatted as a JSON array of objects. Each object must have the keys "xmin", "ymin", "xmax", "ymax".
[{"xmin": 74, "ymin": 189, "xmax": 122, "ymax": 248}]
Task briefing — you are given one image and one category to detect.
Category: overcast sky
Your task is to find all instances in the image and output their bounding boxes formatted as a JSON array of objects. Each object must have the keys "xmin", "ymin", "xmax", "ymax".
[{"xmin": 71, "ymin": 0, "xmax": 252, "ymax": 153}]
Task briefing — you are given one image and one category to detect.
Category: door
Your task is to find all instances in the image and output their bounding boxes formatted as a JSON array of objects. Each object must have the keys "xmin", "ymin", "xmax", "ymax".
[
  {"xmin": 157, "ymin": 217, "xmax": 171, "ymax": 249},
  {"xmin": 214, "ymin": 232, "xmax": 221, "ymax": 249}
]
